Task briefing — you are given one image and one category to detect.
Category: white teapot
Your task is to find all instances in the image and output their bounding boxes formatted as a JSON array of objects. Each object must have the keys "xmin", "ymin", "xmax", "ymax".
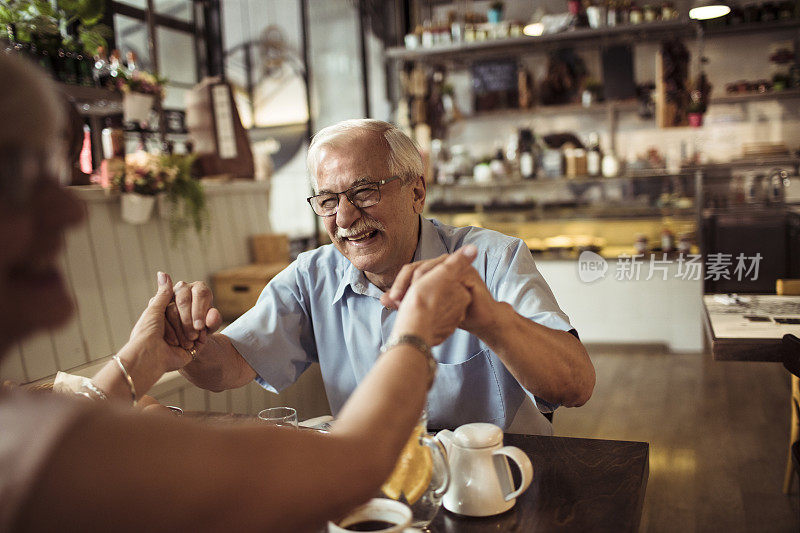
[{"xmin": 435, "ymin": 423, "xmax": 533, "ymax": 517}]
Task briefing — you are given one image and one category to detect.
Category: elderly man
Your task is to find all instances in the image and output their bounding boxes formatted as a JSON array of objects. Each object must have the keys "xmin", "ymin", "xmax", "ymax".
[{"xmin": 171, "ymin": 119, "xmax": 594, "ymax": 434}]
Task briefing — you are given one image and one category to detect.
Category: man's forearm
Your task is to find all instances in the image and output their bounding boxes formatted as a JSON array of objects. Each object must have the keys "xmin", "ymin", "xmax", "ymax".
[
  {"xmin": 473, "ymin": 302, "xmax": 595, "ymax": 407},
  {"xmin": 178, "ymin": 333, "xmax": 257, "ymax": 392}
]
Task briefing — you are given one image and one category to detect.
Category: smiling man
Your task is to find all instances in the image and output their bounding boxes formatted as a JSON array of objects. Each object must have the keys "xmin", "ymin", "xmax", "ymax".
[{"xmin": 172, "ymin": 119, "xmax": 594, "ymax": 434}]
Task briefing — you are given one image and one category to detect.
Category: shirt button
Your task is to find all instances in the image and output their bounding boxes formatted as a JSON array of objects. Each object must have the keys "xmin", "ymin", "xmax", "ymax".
[{"xmin": 355, "ymin": 283, "xmax": 363, "ymax": 291}]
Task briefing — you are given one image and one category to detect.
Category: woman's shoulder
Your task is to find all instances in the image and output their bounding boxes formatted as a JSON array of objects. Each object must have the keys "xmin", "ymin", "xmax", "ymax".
[{"xmin": 0, "ymin": 390, "xmax": 92, "ymax": 531}]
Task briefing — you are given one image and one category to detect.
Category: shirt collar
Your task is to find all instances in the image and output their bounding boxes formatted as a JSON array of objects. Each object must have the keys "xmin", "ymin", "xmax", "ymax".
[
  {"xmin": 413, "ymin": 216, "xmax": 449, "ymax": 261},
  {"xmin": 332, "ymin": 216, "xmax": 446, "ymax": 304}
]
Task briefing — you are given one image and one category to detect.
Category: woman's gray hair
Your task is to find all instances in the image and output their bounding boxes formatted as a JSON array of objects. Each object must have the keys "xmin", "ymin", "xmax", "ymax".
[{"xmin": 307, "ymin": 119, "xmax": 423, "ymax": 190}]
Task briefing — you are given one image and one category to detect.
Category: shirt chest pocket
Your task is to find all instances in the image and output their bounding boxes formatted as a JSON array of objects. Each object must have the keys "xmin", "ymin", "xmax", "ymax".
[{"xmin": 426, "ymin": 348, "xmax": 505, "ymax": 429}]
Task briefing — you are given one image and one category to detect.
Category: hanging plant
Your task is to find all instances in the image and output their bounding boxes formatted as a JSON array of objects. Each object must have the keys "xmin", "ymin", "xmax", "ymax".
[
  {"xmin": 159, "ymin": 153, "xmax": 209, "ymax": 244},
  {"xmin": 1, "ymin": 0, "xmax": 110, "ymax": 52}
]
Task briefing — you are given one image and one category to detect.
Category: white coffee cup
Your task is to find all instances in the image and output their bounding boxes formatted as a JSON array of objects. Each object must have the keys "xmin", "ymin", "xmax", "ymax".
[{"xmin": 327, "ymin": 498, "xmax": 412, "ymax": 533}]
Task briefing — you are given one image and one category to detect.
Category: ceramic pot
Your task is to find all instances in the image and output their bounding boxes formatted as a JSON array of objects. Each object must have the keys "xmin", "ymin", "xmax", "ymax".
[
  {"xmin": 688, "ymin": 112, "xmax": 704, "ymax": 128},
  {"xmin": 123, "ymin": 92, "xmax": 154, "ymax": 123},
  {"xmin": 121, "ymin": 193, "xmax": 155, "ymax": 224}
]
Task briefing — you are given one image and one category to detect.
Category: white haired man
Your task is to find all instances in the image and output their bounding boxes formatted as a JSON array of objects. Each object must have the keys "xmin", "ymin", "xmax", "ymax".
[{"xmin": 169, "ymin": 119, "xmax": 595, "ymax": 434}]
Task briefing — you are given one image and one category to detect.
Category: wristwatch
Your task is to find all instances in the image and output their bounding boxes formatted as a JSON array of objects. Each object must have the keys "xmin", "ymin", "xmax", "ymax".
[{"xmin": 380, "ymin": 334, "xmax": 438, "ymax": 389}]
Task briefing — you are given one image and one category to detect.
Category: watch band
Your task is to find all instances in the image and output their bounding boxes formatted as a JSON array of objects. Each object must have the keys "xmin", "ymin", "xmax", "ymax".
[{"xmin": 380, "ymin": 334, "xmax": 438, "ymax": 389}]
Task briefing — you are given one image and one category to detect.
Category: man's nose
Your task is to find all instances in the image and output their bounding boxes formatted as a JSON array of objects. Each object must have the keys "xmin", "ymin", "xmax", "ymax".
[{"xmin": 335, "ymin": 194, "xmax": 360, "ymax": 228}]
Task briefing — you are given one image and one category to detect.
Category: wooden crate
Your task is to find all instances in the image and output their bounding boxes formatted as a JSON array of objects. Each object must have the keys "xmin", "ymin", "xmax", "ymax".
[
  {"xmin": 251, "ymin": 233, "xmax": 290, "ymax": 264},
  {"xmin": 212, "ymin": 262, "xmax": 289, "ymax": 321}
]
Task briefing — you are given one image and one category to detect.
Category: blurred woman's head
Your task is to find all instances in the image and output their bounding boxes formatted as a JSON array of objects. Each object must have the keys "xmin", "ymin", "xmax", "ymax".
[{"xmin": 0, "ymin": 53, "xmax": 85, "ymax": 352}]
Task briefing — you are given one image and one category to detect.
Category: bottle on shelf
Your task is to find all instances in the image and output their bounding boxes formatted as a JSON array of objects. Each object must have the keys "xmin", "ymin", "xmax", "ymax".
[
  {"xmin": 126, "ymin": 51, "xmax": 138, "ymax": 73},
  {"xmin": 607, "ymin": 0, "xmax": 618, "ymax": 26},
  {"xmin": 630, "ymin": 2, "xmax": 643, "ymax": 23},
  {"xmin": 505, "ymin": 132, "xmax": 520, "ymax": 180},
  {"xmin": 660, "ymin": 228, "xmax": 675, "ymax": 253},
  {"xmin": 586, "ymin": 132, "xmax": 602, "ymax": 176},
  {"xmin": 518, "ymin": 128, "xmax": 537, "ymax": 179},
  {"xmin": 93, "ymin": 46, "xmax": 110, "ymax": 88},
  {"xmin": 490, "ymin": 146, "xmax": 508, "ymax": 180},
  {"xmin": 601, "ymin": 148, "xmax": 621, "ymax": 177},
  {"xmin": 108, "ymin": 49, "xmax": 122, "ymax": 83},
  {"xmin": 619, "ymin": 0, "xmax": 631, "ymax": 24},
  {"xmin": 634, "ymin": 233, "xmax": 648, "ymax": 254}
]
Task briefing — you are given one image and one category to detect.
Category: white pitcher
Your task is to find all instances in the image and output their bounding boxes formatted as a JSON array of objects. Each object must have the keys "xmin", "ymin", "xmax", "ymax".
[{"xmin": 435, "ymin": 423, "xmax": 533, "ymax": 517}]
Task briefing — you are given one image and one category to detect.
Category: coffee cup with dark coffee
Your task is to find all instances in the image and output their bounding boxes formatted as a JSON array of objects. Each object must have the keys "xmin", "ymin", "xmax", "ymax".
[{"xmin": 327, "ymin": 498, "xmax": 412, "ymax": 533}]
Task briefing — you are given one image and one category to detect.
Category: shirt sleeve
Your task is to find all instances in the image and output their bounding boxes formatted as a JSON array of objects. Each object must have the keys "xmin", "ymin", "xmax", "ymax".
[
  {"xmin": 486, "ymin": 238, "xmax": 574, "ymax": 333},
  {"xmin": 484, "ymin": 237, "xmax": 577, "ymax": 413},
  {"xmin": 221, "ymin": 261, "xmax": 317, "ymax": 393}
]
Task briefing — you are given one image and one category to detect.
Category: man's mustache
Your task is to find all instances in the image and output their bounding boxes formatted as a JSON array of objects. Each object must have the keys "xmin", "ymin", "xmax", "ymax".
[{"xmin": 335, "ymin": 218, "xmax": 386, "ymax": 240}]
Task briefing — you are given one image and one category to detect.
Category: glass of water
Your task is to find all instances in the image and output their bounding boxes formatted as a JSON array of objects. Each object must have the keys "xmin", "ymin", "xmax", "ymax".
[{"xmin": 258, "ymin": 406, "xmax": 298, "ymax": 428}]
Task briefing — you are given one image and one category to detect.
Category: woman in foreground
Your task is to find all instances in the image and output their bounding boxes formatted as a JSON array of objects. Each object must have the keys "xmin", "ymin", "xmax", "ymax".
[{"xmin": 0, "ymin": 52, "xmax": 476, "ymax": 532}]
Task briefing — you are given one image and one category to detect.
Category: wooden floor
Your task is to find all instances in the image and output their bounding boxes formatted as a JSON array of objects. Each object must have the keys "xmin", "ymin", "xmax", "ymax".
[{"xmin": 554, "ymin": 346, "xmax": 800, "ymax": 533}]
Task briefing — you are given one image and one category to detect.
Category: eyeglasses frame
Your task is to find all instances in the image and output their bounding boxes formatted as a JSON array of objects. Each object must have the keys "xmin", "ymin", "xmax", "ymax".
[{"xmin": 306, "ymin": 175, "xmax": 402, "ymax": 217}]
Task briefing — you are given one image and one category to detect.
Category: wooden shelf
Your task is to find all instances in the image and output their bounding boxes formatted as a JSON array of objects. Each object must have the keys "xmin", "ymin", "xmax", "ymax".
[
  {"xmin": 60, "ymin": 84, "xmax": 122, "ymax": 117},
  {"xmin": 711, "ymin": 88, "xmax": 800, "ymax": 105},
  {"xmin": 683, "ymin": 157, "xmax": 800, "ymax": 171},
  {"xmin": 385, "ymin": 19, "xmax": 800, "ymax": 63},
  {"xmin": 429, "ymin": 171, "xmax": 691, "ymax": 192},
  {"xmin": 462, "ymin": 99, "xmax": 640, "ymax": 119}
]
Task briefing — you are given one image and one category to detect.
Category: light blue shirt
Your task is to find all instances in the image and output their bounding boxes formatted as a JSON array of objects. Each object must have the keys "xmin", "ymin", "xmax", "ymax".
[{"xmin": 223, "ymin": 217, "xmax": 575, "ymax": 434}]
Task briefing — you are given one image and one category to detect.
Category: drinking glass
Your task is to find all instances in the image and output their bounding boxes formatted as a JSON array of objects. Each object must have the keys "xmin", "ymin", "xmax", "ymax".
[
  {"xmin": 258, "ymin": 406, "xmax": 298, "ymax": 428},
  {"xmin": 392, "ymin": 412, "xmax": 450, "ymax": 530}
]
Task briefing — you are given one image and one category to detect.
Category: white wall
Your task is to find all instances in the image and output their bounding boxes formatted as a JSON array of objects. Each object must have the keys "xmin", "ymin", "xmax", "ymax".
[{"xmin": 537, "ymin": 260, "xmax": 705, "ymax": 352}]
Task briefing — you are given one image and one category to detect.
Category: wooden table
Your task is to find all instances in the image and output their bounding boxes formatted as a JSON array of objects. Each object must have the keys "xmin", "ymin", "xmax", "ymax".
[
  {"xmin": 426, "ymin": 434, "xmax": 649, "ymax": 533},
  {"xmin": 703, "ymin": 294, "xmax": 800, "ymax": 361},
  {"xmin": 191, "ymin": 415, "xmax": 649, "ymax": 532}
]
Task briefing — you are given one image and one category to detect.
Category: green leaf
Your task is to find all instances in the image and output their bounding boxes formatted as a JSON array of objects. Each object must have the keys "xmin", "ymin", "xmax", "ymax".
[
  {"xmin": 57, "ymin": 0, "xmax": 104, "ymax": 24},
  {"xmin": 78, "ymin": 28, "xmax": 105, "ymax": 55}
]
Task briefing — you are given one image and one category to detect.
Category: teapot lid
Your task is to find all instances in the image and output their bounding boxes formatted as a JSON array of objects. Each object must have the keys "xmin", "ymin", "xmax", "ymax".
[{"xmin": 453, "ymin": 423, "xmax": 503, "ymax": 448}]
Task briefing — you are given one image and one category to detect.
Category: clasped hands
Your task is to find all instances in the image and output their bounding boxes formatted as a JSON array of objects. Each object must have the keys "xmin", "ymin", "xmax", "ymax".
[
  {"xmin": 381, "ymin": 244, "xmax": 499, "ymax": 340},
  {"xmin": 151, "ymin": 244, "xmax": 489, "ymax": 355}
]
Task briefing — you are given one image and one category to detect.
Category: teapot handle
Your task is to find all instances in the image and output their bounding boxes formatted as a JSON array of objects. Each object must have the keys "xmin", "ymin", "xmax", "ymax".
[
  {"xmin": 420, "ymin": 433, "xmax": 450, "ymax": 498},
  {"xmin": 493, "ymin": 446, "xmax": 533, "ymax": 502}
]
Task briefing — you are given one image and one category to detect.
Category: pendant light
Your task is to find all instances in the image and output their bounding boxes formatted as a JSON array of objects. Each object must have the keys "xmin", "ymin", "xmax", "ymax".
[
  {"xmin": 523, "ymin": 6, "xmax": 546, "ymax": 36},
  {"xmin": 688, "ymin": 0, "xmax": 731, "ymax": 20}
]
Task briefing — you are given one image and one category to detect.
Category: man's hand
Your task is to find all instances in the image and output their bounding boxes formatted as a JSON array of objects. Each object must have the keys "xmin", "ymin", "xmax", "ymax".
[
  {"xmin": 391, "ymin": 247, "xmax": 475, "ymax": 347},
  {"xmin": 163, "ymin": 279, "xmax": 223, "ymax": 350},
  {"xmin": 127, "ymin": 272, "xmax": 201, "ymax": 372},
  {"xmin": 382, "ymin": 245, "xmax": 500, "ymax": 337}
]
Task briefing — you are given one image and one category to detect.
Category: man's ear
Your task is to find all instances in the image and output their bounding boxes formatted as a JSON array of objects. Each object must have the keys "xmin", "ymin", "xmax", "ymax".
[{"xmin": 411, "ymin": 175, "xmax": 426, "ymax": 214}]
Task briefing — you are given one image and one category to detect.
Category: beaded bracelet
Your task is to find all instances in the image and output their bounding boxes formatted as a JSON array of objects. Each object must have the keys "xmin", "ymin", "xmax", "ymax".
[{"xmin": 113, "ymin": 355, "xmax": 137, "ymax": 406}]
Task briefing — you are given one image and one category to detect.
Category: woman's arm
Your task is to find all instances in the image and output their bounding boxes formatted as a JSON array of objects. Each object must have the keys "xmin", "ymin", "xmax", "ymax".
[{"xmin": 17, "ymin": 249, "xmax": 476, "ymax": 532}]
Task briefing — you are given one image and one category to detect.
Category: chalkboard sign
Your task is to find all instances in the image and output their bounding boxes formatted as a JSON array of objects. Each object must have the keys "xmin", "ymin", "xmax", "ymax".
[{"xmin": 471, "ymin": 59, "xmax": 519, "ymax": 112}]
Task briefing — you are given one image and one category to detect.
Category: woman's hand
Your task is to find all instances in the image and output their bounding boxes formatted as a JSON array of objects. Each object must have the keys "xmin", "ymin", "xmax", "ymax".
[{"xmin": 391, "ymin": 246, "xmax": 477, "ymax": 347}]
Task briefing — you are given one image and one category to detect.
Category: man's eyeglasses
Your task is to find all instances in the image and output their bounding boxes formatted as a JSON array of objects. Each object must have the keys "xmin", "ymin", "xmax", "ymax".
[{"xmin": 307, "ymin": 176, "xmax": 400, "ymax": 217}]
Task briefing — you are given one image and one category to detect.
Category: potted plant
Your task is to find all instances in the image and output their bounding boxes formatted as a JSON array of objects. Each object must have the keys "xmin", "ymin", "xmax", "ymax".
[
  {"xmin": 118, "ymin": 69, "xmax": 166, "ymax": 124},
  {"xmin": 112, "ymin": 151, "xmax": 169, "ymax": 224},
  {"xmin": 157, "ymin": 153, "xmax": 209, "ymax": 243},
  {"xmin": 687, "ymin": 100, "xmax": 705, "ymax": 127}
]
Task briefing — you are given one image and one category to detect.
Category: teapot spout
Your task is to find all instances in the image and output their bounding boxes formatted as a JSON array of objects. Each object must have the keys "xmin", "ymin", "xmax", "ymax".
[{"xmin": 435, "ymin": 429, "xmax": 454, "ymax": 456}]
